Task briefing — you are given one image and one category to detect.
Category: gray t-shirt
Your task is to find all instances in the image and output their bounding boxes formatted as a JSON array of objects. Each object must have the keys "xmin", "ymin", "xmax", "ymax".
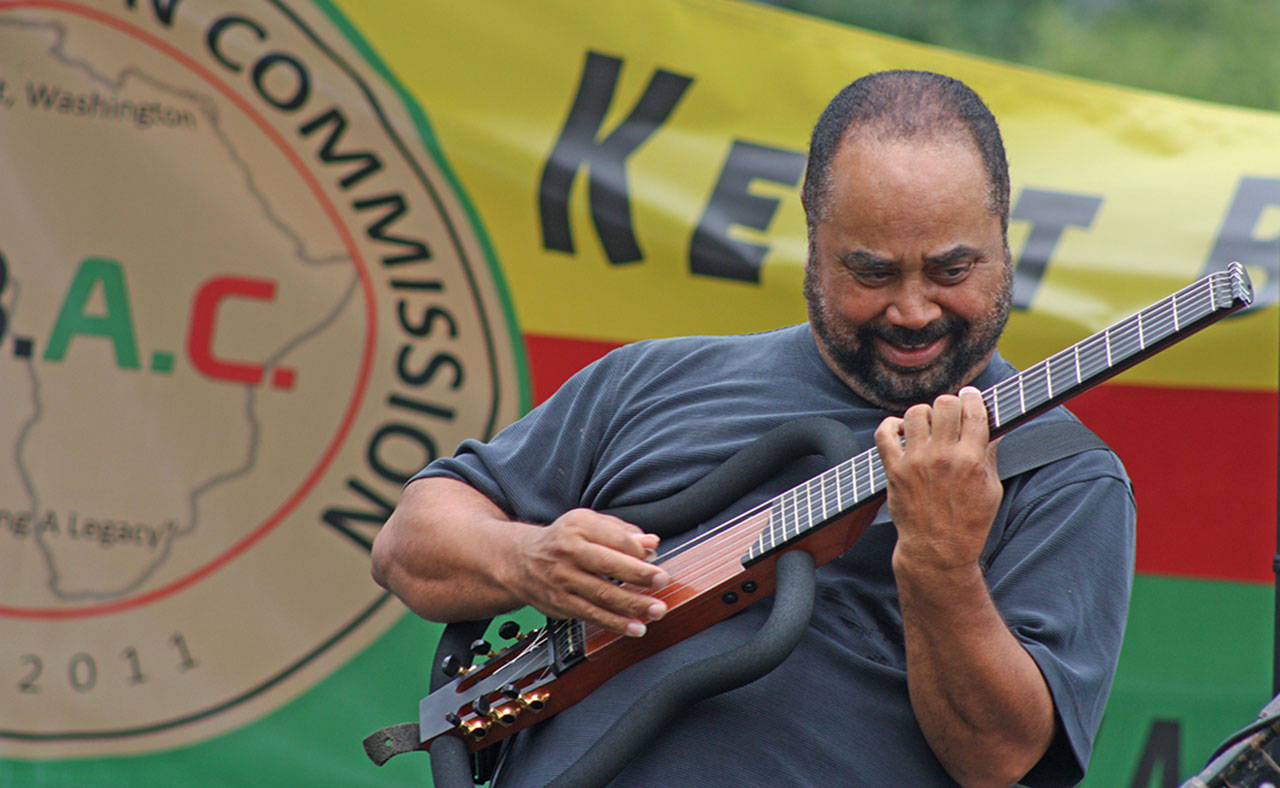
[{"xmin": 417, "ymin": 324, "xmax": 1135, "ymax": 787}]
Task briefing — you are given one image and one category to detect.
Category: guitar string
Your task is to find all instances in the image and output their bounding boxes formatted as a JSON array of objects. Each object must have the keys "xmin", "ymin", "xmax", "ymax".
[
  {"xmin": 647, "ymin": 281, "xmax": 1218, "ymax": 572},
  {"xmin": 612, "ymin": 283, "xmax": 1221, "ymax": 625},
  {"xmin": 578, "ymin": 279, "xmax": 1228, "ymax": 645},
  {"xmin": 460, "ymin": 278, "xmax": 1235, "ymax": 703},
  {"xmin": 632, "ymin": 288, "xmax": 1219, "ymax": 605}
]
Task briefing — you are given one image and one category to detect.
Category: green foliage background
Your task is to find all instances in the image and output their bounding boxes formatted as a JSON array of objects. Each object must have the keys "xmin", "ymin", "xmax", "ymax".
[{"xmin": 757, "ymin": 0, "xmax": 1280, "ymax": 113}]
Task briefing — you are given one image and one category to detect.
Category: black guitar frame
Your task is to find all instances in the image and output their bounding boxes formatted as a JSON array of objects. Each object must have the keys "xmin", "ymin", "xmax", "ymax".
[
  {"xmin": 380, "ymin": 415, "xmax": 1110, "ymax": 787},
  {"xmin": 426, "ymin": 416, "xmax": 858, "ymax": 788}
]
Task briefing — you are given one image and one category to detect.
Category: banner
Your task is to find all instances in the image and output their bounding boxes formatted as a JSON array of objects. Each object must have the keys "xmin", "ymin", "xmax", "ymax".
[{"xmin": 2, "ymin": 0, "xmax": 1276, "ymax": 785}]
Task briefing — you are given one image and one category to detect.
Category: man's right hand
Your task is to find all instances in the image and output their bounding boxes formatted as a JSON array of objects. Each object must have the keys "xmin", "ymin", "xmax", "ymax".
[
  {"xmin": 371, "ymin": 477, "xmax": 668, "ymax": 637},
  {"xmin": 504, "ymin": 509, "xmax": 669, "ymax": 637}
]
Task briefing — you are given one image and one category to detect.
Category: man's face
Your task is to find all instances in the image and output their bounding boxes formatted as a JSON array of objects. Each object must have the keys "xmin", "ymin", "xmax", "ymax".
[{"xmin": 805, "ymin": 134, "xmax": 1011, "ymax": 412}]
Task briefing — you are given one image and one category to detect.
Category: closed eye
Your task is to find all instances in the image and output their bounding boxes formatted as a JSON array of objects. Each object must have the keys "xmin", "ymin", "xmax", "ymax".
[
  {"xmin": 852, "ymin": 268, "xmax": 895, "ymax": 286},
  {"xmin": 930, "ymin": 262, "xmax": 973, "ymax": 284}
]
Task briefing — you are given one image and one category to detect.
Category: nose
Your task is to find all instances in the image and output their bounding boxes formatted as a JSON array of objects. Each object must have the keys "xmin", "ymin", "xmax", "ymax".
[{"xmin": 884, "ymin": 279, "xmax": 942, "ymax": 329}]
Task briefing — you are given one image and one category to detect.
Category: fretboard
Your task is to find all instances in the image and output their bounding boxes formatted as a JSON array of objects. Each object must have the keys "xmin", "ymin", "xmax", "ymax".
[{"xmin": 743, "ymin": 262, "xmax": 1253, "ymax": 564}]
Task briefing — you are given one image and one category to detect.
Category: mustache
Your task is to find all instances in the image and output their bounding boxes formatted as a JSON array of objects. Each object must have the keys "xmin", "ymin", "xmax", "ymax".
[{"xmin": 858, "ymin": 315, "xmax": 966, "ymax": 348}]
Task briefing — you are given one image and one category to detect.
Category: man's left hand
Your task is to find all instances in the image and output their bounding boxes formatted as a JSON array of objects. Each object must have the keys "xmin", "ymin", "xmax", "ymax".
[{"xmin": 874, "ymin": 385, "xmax": 1001, "ymax": 573}]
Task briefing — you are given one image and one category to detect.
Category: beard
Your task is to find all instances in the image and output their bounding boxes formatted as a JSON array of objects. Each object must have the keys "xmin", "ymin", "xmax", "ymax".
[{"xmin": 804, "ymin": 265, "xmax": 1011, "ymax": 413}]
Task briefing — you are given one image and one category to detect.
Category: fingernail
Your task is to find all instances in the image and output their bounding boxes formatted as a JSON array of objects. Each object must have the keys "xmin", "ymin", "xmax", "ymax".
[
  {"xmin": 959, "ymin": 386, "xmax": 980, "ymax": 396},
  {"xmin": 625, "ymin": 621, "xmax": 647, "ymax": 638},
  {"xmin": 646, "ymin": 601, "xmax": 667, "ymax": 620},
  {"xmin": 651, "ymin": 570, "xmax": 669, "ymax": 588}
]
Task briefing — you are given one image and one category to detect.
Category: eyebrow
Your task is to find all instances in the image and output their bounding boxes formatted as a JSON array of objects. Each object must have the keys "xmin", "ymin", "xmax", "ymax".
[
  {"xmin": 924, "ymin": 245, "xmax": 983, "ymax": 266},
  {"xmin": 837, "ymin": 245, "xmax": 983, "ymax": 270},
  {"xmin": 837, "ymin": 250, "xmax": 896, "ymax": 270}
]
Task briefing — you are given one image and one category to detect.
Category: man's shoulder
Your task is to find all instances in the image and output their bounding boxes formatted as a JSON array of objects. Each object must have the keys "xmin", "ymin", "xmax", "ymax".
[
  {"xmin": 982, "ymin": 352, "xmax": 1128, "ymax": 482},
  {"xmin": 599, "ymin": 324, "xmax": 811, "ymax": 376},
  {"xmin": 615, "ymin": 324, "xmax": 808, "ymax": 356}
]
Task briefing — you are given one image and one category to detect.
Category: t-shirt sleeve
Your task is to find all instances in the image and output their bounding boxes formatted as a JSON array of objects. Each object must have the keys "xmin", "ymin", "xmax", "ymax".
[
  {"xmin": 984, "ymin": 450, "xmax": 1136, "ymax": 786},
  {"xmin": 410, "ymin": 348, "xmax": 628, "ymax": 525}
]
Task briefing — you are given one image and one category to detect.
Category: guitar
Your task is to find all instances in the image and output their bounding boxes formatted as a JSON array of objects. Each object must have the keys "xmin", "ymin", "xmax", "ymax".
[{"xmin": 397, "ymin": 262, "xmax": 1255, "ymax": 759}]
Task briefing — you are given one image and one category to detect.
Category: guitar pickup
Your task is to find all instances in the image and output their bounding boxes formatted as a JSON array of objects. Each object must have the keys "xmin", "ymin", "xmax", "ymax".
[{"xmin": 548, "ymin": 619, "xmax": 586, "ymax": 674}]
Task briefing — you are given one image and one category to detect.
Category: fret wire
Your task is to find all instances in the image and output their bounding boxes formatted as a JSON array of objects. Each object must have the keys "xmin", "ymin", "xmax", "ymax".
[
  {"xmin": 817, "ymin": 474, "xmax": 829, "ymax": 522},
  {"xmin": 770, "ymin": 494, "xmax": 781, "ymax": 552},
  {"xmin": 771, "ymin": 496, "xmax": 781, "ymax": 549},
  {"xmin": 815, "ymin": 474, "xmax": 826, "ymax": 524},
  {"xmin": 780, "ymin": 491, "xmax": 790, "ymax": 548},
  {"xmin": 749, "ymin": 274, "xmax": 1237, "ymax": 562},
  {"xmin": 805, "ymin": 478, "xmax": 815, "ymax": 532},
  {"xmin": 779, "ymin": 490, "xmax": 790, "ymax": 544},
  {"xmin": 786, "ymin": 489, "xmax": 796, "ymax": 543},
  {"xmin": 800, "ymin": 481, "xmax": 811, "ymax": 538},
  {"xmin": 773, "ymin": 491, "xmax": 783, "ymax": 547},
  {"xmin": 802, "ymin": 479, "xmax": 812, "ymax": 538},
  {"xmin": 764, "ymin": 499, "xmax": 774, "ymax": 555},
  {"xmin": 836, "ymin": 462, "xmax": 846, "ymax": 512},
  {"xmin": 798, "ymin": 479, "xmax": 807, "ymax": 537},
  {"xmin": 774, "ymin": 492, "xmax": 786, "ymax": 551}
]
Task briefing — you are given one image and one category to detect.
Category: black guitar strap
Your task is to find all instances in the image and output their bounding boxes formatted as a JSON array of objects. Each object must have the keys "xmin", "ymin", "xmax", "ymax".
[
  {"xmin": 867, "ymin": 418, "xmax": 1112, "ymax": 527},
  {"xmin": 995, "ymin": 419, "xmax": 1112, "ymax": 481},
  {"xmin": 362, "ymin": 416, "xmax": 1116, "ymax": 786}
]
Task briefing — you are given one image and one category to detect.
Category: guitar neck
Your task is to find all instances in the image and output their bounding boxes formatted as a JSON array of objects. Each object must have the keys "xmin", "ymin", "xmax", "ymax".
[
  {"xmin": 411, "ymin": 264, "xmax": 1252, "ymax": 756},
  {"xmin": 744, "ymin": 262, "xmax": 1254, "ymax": 564}
]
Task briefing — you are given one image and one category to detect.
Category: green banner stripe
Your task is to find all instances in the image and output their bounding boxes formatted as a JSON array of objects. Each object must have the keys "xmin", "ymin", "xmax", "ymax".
[{"xmin": 1084, "ymin": 574, "xmax": 1274, "ymax": 786}]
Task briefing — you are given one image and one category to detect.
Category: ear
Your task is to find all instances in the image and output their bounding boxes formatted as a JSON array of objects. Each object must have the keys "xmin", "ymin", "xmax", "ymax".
[{"xmin": 803, "ymin": 220, "xmax": 817, "ymax": 273}]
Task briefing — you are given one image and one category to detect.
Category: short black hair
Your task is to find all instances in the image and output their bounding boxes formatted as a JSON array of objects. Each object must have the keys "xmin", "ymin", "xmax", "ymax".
[{"xmin": 801, "ymin": 70, "xmax": 1010, "ymax": 233}]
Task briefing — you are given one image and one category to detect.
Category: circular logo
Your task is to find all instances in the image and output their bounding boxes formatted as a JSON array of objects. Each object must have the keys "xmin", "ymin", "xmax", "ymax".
[{"xmin": 0, "ymin": 0, "xmax": 523, "ymax": 756}]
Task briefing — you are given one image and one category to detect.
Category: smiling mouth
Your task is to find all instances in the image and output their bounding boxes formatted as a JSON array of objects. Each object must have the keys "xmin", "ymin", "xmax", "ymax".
[{"xmin": 875, "ymin": 336, "xmax": 947, "ymax": 370}]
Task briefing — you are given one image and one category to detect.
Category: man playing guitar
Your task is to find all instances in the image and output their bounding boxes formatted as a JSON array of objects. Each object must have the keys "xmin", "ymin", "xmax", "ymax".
[{"xmin": 372, "ymin": 70, "xmax": 1135, "ymax": 787}]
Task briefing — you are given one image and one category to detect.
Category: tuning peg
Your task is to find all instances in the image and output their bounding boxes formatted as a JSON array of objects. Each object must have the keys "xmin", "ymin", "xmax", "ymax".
[
  {"xmin": 492, "ymin": 704, "xmax": 521, "ymax": 726},
  {"xmin": 469, "ymin": 638, "xmax": 492, "ymax": 657},
  {"xmin": 498, "ymin": 620, "xmax": 520, "ymax": 640},
  {"xmin": 474, "ymin": 694, "xmax": 492, "ymax": 716},
  {"xmin": 500, "ymin": 683, "xmax": 520, "ymax": 699},
  {"xmin": 519, "ymin": 690, "xmax": 549, "ymax": 712},
  {"xmin": 439, "ymin": 654, "xmax": 463, "ymax": 677}
]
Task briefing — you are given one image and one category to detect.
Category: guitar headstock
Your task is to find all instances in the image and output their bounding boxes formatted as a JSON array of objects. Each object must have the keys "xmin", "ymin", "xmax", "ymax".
[{"xmin": 418, "ymin": 624, "xmax": 559, "ymax": 748}]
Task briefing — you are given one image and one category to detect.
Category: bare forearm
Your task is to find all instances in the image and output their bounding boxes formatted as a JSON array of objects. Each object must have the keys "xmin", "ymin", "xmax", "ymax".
[
  {"xmin": 895, "ymin": 557, "xmax": 1055, "ymax": 788},
  {"xmin": 371, "ymin": 477, "xmax": 527, "ymax": 622},
  {"xmin": 371, "ymin": 476, "xmax": 670, "ymax": 635}
]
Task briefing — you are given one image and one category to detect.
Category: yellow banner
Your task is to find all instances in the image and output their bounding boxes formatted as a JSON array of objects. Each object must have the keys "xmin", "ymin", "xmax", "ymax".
[{"xmin": 340, "ymin": 0, "xmax": 1279, "ymax": 391}]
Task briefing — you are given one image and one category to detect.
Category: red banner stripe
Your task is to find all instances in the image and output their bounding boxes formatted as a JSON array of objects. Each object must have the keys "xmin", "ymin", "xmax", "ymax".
[
  {"xmin": 522, "ymin": 332, "xmax": 1278, "ymax": 585},
  {"xmin": 1071, "ymin": 384, "xmax": 1277, "ymax": 585}
]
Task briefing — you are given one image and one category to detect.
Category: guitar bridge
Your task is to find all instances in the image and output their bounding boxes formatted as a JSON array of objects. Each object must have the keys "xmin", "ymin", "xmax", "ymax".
[{"xmin": 549, "ymin": 619, "xmax": 586, "ymax": 674}]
